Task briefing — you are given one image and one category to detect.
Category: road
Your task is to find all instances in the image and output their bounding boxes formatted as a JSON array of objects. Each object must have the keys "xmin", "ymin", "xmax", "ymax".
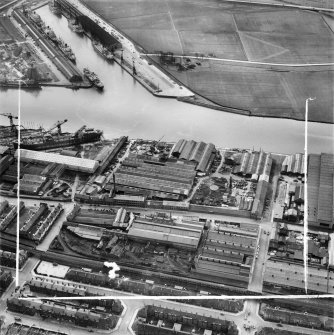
[
  {"xmin": 220, "ymin": 0, "xmax": 334, "ymax": 12},
  {"xmin": 143, "ymin": 53, "xmax": 334, "ymax": 68}
]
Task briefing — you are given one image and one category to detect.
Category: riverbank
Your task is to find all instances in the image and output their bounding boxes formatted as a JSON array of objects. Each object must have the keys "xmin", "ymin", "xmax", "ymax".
[{"xmin": 80, "ymin": 0, "xmax": 334, "ymax": 124}]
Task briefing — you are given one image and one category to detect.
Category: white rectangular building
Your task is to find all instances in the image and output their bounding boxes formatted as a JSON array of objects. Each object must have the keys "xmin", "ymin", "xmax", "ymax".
[{"xmin": 15, "ymin": 149, "xmax": 99, "ymax": 173}]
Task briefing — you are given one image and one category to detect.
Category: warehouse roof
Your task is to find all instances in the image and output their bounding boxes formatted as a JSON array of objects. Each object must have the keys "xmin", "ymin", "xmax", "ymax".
[
  {"xmin": 16, "ymin": 149, "xmax": 98, "ymax": 173},
  {"xmin": 308, "ymin": 153, "xmax": 334, "ymax": 227},
  {"xmin": 171, "ymin": 139, "xmax": 216, "ymax": 172},
  {"xmin": 0, "ymin": 145, "xmax": 9, "ymax": 155}
]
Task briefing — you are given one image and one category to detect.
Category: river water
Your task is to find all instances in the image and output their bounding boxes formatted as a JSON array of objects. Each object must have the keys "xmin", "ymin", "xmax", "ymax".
[{"xmin": 1, "ymin": 5, "xmax": 333, "ymax": 154}]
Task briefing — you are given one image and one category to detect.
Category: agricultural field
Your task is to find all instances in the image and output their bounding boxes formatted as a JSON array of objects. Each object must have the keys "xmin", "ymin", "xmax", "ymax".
[{"xmin": 83, "ymin": 0, "xmax": 334, "ymax": 123}]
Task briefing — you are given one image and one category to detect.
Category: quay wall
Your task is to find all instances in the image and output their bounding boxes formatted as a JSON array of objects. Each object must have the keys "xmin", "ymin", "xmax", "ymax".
[{"xmin": 13, "ymin": 9, "xmax": 83, "ymax": 83}]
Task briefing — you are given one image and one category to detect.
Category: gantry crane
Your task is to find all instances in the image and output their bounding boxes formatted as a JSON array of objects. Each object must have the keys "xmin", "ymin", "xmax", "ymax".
[
  {"xmin": 0, "ymin": 113, "xmax": 18, "ymax": 134},
  {"xmin": 43, "ymin": 119, "xmax": 68, "ymax": 135}
]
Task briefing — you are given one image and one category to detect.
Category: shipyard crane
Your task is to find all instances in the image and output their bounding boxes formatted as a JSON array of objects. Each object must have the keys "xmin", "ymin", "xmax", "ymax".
[
  {"xmin": 150, "ymin": 135, "xmax": 165, "ymax": 154},
  {"xmin": 44, "ymin": 119, "xmax": 68, "ymax": 135},
  {"xmin": 0, "ymin": 113, "xmax": 18, "ymax": 134},
  {"xmin": 74, "ymin": 125, "xmax": 86, "ymax": 138}
]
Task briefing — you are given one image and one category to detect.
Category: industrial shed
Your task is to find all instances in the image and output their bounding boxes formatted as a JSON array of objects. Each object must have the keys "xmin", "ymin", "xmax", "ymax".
[
  {"xmin": 171, "ymin": 139, "xmax": 216, "ymax": 172},
  {"xmin": 308, "ymin": 153, "xmax": 334, "ymax": 229},
  {"xmin": 15, "ymin": 149, "xmax": 99, "ymax": 173},
  {"xmin": 128, "ymin": 219, "xmax": 203, "ymax": 250}
]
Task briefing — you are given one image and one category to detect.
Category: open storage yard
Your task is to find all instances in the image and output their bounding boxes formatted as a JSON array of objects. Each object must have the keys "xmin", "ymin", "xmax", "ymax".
[{"xmin": 82, "ymin": 0, "xmax": 334, "ymax": 123}]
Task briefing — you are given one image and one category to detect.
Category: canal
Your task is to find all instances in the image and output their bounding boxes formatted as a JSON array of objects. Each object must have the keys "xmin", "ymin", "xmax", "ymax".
[{"xmin": 0, "ymin": 4, "xmax": 333, "ymax": 154}]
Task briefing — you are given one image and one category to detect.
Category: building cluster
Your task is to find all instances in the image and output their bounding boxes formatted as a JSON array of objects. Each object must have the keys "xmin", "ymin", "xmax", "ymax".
[
  {"xmin": 0, "ymin": 248, "xmax": 28, "ymax": 268},
  {"xmin": 0, "ymin": 268, "xmax": 12, "ymax": 295},
  {"xmin": 259, "ymin": 303, "xmax": 334, "ymax": 331},
  {"xmin": 170, "ymin": 139, "xmax": 216, "ymax": 172},
  {"xmin": 273, "ymin": 179, "xmax": 305, "ymax": 222},
  {"xmin": 194, "ymin": 222, "xmax": 259, "ymax": 287},
  {"xmin": 66, "ymin": 204, "xmax": 132, "ymax": 229},
  {"xmin": 269, "ymin": 225, "xmax": 329, "ymax": 265},
  {"xmin": 7, "ymin": 292, "xmax": 119, "ymax": 330},
  {"xmin": 4, "ymin": 323, "xmax": 68, "ymax": 335},
  {"xmin": 0, "ymin": 200, "xmax": 24, "ymax": 232},
  {"xmin": 136, "ymin": 305, "xmax": 238, "ymax": 335},
  {"xmin": 28, "ymin": 277, "xmax": 123, "ymax": 314},
  {"xmin": 0, "ymin": 145, "xmax": 13, "ymax": 176},
  {"xmin": 112, "ymin": 154, "xmax": 197, "ymax": 200},
  {"xmin": 264, "ymin": 224, "xmax": 332, "ymax": 293},
  {"xmin": 21, "ymin": 203, "xmax": 63, "ymax": 243}
]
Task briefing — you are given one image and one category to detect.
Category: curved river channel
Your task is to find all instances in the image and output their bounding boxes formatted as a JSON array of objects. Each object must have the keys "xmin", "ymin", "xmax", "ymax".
[{"xmin": 1, "ymin": 5, "xmax": 333, "ymax": 154}]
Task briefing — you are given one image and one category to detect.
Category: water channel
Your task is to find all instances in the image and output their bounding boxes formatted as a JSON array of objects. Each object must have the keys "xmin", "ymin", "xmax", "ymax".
[{"xmin": 0, "ymin": 5, "xmax": 333, "ymax": 154}]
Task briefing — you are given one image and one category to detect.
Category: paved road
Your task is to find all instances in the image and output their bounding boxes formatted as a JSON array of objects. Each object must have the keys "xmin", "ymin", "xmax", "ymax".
[
  {"xmin": 216, "ymin": 0, "xmax": 334, "ymax": 12},
  {"xmin": 143, "ymin": 53, "xmax": 334, "ymax": 68}
]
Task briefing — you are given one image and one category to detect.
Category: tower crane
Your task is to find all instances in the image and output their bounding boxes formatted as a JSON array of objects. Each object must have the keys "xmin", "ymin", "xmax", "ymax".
[
  {"xmin": 43, "ymin": 119, "xmax": 68, "ymax": 135},
  {"xmin": 0, "ymin": 113, "xmax": 18, "ymax": 133}
]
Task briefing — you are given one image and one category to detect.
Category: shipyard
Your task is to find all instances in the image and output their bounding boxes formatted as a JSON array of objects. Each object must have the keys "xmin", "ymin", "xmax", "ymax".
[
  {"xmin": 0, "ymin": 106, "xmax": 333, "ymax": 334},
  {"xmin": 0, "ymin": 0, "xmax": 334, "ymax": 334}
]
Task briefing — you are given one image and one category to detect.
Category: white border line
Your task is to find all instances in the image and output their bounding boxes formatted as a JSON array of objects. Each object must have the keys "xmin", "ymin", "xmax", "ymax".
[
  {"xmin": 303, "ymin": 97, "xmax": 315, "ymax": 294},
  {"xmin": 19, "ymin": 294, "xmax": 334, "ymax": 301},
  {"xmin": 15, "ymin": 80, "xmax": 22, "ymax": 287}
]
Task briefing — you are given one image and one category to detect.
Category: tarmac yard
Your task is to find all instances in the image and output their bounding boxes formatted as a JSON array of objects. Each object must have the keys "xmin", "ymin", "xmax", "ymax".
[{"xmin": 82, "ymin": 0, "xmax": 334, "ymax": 123}]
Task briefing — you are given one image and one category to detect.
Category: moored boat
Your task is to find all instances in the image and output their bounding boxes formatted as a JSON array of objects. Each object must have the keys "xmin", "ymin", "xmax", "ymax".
[
  {"xmin": 49, "ymin": 0, "xmax": 62, "ymax": 16},
  {"xmin": 83, "ymin": 68, "xmax": 104, "ymax": 90},
  {"xmin": 68, "ymin": 18, "xmax": 84, "ymax": 35},
  {"xmin": 92, "ymin": 40, "xmax": 114, "ymax": 62}
]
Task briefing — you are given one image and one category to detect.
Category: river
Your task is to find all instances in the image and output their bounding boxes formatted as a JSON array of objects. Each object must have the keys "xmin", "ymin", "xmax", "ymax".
[{"xmin": 0, "ymin": 5, "xmax": 333, "ymax": 154}]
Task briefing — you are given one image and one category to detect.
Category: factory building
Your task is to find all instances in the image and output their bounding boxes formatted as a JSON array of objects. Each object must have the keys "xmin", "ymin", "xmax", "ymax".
[
  {"xmin": 13, "ymin": 173, "xmax": 48, "ymax": 195},
  {"xmin": 15, "ymin": 149, "xmax": 99, "ymax": 173},
  {"xmin": 113, "ymin": 154, "xmax": 196, "ymax": 199},
  {"xmin": 127, "ymin": 217, "xmax": 203, "ymax": 250},
  {"xmin": 194, "ymin": 225, "xmax": 259, "ymax": 287},
  {"xmin": 232, "ymin": 150, "xmax": 270, "ymax": 181},
  {"xmin": 250, "ymin": 155, "xmax": 272, "ymax": 219},
  {"xmin": 0, "ymin": 155, "xmax": 13, "ymax": 176},
  {"xmin": 170, "ymin": 139, "xmax": 216, "ymax": 172},
  {"xmin": 308, "ymin": 153, "xmax": 334, "ymax": 229},
  {"xmin": 263, "ymin": 260, "xmax": 334, "ymax": 294},
  {"xmin": 281, "ymin": 153, "xmax": 304, "ymax": 175}
]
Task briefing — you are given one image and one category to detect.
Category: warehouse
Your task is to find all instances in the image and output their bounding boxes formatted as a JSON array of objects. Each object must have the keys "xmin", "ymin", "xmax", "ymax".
[
  {"xmin": 170, "ymin": 139, "xmax": 216, "ymax": 172},
  {"xmin": 194, "ymin": 225, "xmax": 258, "ymax": 286},
  {"xmin": 13, "ymin": 173, "xmax": 48, "ymax": 195},
  {"xmin": 281, "ymin": 153, "xmax": 304, "ymax": 175},
  {"xmin": 308, "ymin": 153, "xmax": 334, "ymax": 229},
  {"xmin": 263, "ymin": 259, "xmax": 334, "ymax": 294},
  {"xmin": 113, "ymin": 154, "xmax": 196, "ymax": 199},
  {"xmin": 127, "ymin": 217, "xmax": 203, "ymax": 250},
  {"xmin": 15, "ymin": 149, "xmax": 99, "ymax": 173}
]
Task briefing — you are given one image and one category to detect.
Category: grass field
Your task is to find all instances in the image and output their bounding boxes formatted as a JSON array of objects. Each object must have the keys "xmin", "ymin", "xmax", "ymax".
[{"xmin": 83, "ymin": 0, "xmax": 334, "ymax": 123}]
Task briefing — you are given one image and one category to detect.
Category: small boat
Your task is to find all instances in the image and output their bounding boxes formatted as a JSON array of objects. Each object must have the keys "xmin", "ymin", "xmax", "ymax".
[
  {"xmin": 83, "ymin": 68, "xmax": 104, "ymax": 90},
  {"xmin": 68, "ymin": 18, "xmax": 84, "ymax": 35},
  {"xmin": 94, "ymin": 79, "xmax": 104, "ymax": 90},
  {"xmin": 92, "ymin": 40, "xmax": 114, "ymax": 62},
  {"xmin": 58, "ymin": 39, "xmax": 76, "ymax": 63},
  {"xmin": 49, "ymin": 0, "xmax": 62, "ymax": 16}
]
